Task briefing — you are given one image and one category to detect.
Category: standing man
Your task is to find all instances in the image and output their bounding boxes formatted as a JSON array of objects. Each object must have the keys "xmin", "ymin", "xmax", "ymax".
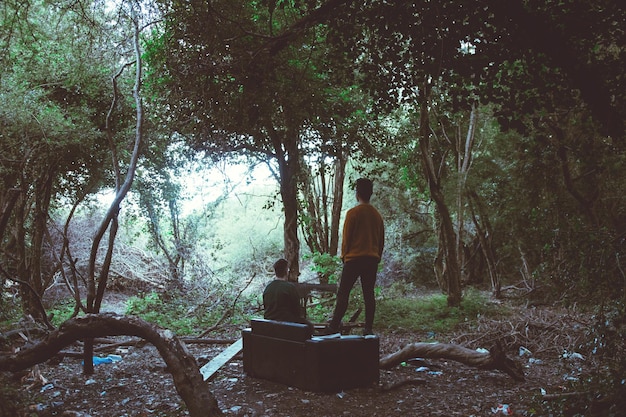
[{"xmin": 326, "ymin": 178, "xmax": 385, "ymax": 336}]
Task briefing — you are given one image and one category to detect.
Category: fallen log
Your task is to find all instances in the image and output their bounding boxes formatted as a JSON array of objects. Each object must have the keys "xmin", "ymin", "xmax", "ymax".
[
  {"xmin": 379, "ymin": 341, "xmax": 525, "ymax": 381},
  {"xmin": 0, "ymin": 313, "xmax": 222, "ymax": 417}
]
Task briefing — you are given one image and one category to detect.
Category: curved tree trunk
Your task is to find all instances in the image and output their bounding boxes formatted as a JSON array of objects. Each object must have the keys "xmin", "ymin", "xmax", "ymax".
[
  {"xmin": 418, "ymin": 84, "xmax": 462, "ymax": 306},
  {"xmin": 82, "ymin": 8, "xmax": 146, "ymax": 375},
  {"xmin": 0, "ymin": 313, "xmax": 222, "ymax": 417},
  {"xmin": 379, "ymin": 341, "xmax": 525, "ymax": 382}
]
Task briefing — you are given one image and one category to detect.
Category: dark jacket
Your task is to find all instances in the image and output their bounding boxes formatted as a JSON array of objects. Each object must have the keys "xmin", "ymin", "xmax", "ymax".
[{"xmin": 263, "ymin": 280, "xmax": 302, "ymax": 322}]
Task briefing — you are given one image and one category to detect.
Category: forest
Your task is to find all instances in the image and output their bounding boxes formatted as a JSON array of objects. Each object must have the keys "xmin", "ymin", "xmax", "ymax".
[{"xmin": 1, "ymin": 0, "xmax": 625, "ymax": 416}]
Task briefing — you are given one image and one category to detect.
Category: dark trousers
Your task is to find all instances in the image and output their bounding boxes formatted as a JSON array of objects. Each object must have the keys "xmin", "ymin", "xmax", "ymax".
[{"xmin": 329, "ymin": 257, "xmax": 379, "ymax": 332}]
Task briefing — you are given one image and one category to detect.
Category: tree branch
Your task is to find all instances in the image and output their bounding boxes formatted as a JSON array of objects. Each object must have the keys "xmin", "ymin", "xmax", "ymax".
[
  {"xmin": 0, "ymin": 313, "xmax": 222, "ymax": 417},
  {"xmin": 379, "ymin": 341, "xmax": 525, "ymax": 381}
]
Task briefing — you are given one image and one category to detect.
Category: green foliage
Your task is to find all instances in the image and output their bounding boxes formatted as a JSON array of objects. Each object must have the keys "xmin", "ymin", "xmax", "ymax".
[
  {"xmin": 126, "ymin": 292, "xmax": 194, "ymax": 335},
  {"xmin": 306, "ymin": 252, "xmax": 342, "ymax": 284},
  {"xmin": 124, "ymin": 289, "xmax": 253, "ymax": 336},
  {"xmin": 301, "ymin": 280, "xmax": 507, "ymax": 335},
  {"xmin": 48, "ymin": 301, "xmax": 79, "ymax": 327},
  {"xmin": 376, "ymin": 286, "xmax": 509, "ymax": 335}
]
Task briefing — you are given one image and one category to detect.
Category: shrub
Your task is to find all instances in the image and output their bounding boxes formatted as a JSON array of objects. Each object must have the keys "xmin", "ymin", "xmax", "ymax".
[
  {"xmin": 125, "ymin": 292, "xmax": 195, "ymax": 335},
  {"xmin": 48, "ymin": 301, "xmax": 79, "ymax": 327},
  {"xmin": 306, "ymin": 252, "xmax": 342, "ymax": 284}
]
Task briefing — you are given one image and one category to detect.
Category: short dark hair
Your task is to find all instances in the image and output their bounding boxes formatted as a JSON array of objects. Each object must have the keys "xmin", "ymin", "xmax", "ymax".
[
  {"xmin": 273, "ymin": 258, "xmax": 289, "ymax": 277},
  {"xmin": 356, "ymin": 178, "xmax": 373, "ymax": 202}
]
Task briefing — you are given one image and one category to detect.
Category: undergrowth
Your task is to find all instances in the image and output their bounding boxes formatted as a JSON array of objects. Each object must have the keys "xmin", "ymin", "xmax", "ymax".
[
  {"xmin": 375, "ymin": 284, "xmax": 509, "ymax": 336},
  {"xmin": 126, "ymin": 291, "xmax": 203, "ymax": 335},
  {"xmin": 302, "ymin": 280, "xmax": 508, "ymax": 336},
  {"xmin": 527, "ymin": 300, "xmax": 626, "ymax": 416},
  {"xmin": 48, "ymin": 300, "xmax": 78, "ymax": 327},
  {"xmin": 125, "ymin": 290, "xmax": 253, "ymax": 335},
  {"xmin": 36, "ymin": 281, "xmax": 509, "ymax": 339},
  {"xmin": 0, "ymin": 373, "xmax": 27, "ymax": 417}
]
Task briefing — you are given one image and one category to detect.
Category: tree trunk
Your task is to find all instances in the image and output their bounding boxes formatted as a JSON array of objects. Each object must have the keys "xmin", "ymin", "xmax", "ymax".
[
  {"xmin": 468, "ymin": 191, "xmax": 501, "ymax": 297},
  {"xmin": 0, "ymin": 183, "xmax": 19, "ymax": 239},
  {"xmin": 455, "ymin": 105, "xmax": 477, "ymax": 285},
  {"xmin": 329, "ymin": 156, "xmax": 345, "ymax": 256},
  {"xmin": 379, "ymin": 341, "xmax": 525, "ymax": 382},
  {"xmin": 299, "ymin": 155, "xmax": 345, "ymax": 283},
  {"xmin": 418, "ymin": 84, "xmax": 462, "ymax": 306},
  {"xmin": 0, "ymin": 313, "xmax": 223, "ymax": 417},
  {"xmin": 83, "ymin": 8, "xmax": 146, "ymax": 375},
  {"xmin": 278, "ymin": 144, "xmax": 301, "ymax": 282}
]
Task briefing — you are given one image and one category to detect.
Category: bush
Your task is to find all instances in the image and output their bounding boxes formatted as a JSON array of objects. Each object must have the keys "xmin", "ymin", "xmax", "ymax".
[
  {"xmin": 306, "ymin": 252, "xmax": 342, "ymax": 284},
  {"xmin": 48, "ymin": 300, "xmax": 79, "ymax": 327},
  {"xmin": 125, "ymin": 291, "xmax": 195, "ymax": 335}
]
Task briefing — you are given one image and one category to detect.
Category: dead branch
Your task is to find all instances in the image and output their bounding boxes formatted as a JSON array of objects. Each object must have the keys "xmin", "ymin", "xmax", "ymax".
[
  {"xmin": 0, "ymin": 313, "xmax": 222, "ymax": 417},
  {"xmin": 93, "ymin": 338, "xmax": 147, "ymax": 351},
  {"xmin": 379, "ymin": 341, "xmax": 524, "ymax": 381},
  {"xmin": 450, "ymin": 306, "xmax": 588, "ymax": 357},
  {"xmin": 541, "ymin": 391, "xmax": 590, "ymax": 400},
  {"xmin": 199, "ymin": 274, "xmax": 256, "ymax": 338},
  {"xmin": 180, "ymin": 337, "xmax": 238, "ymax": 345}
]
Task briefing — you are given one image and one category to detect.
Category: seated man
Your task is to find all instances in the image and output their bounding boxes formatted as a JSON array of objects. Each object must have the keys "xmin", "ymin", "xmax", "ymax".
[{"xmin": 263, "ymin": 258, "xmax": 311, "ymax": 327}]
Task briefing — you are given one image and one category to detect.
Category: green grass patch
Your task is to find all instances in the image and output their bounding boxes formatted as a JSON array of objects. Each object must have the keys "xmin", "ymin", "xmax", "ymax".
[
  {"xmin": 376, "ymin": 288, "xmax": 509, "ymax": 336},
  {"xmin": 125, "ymin": 291, "xmax": 241, "ymax": 335}
]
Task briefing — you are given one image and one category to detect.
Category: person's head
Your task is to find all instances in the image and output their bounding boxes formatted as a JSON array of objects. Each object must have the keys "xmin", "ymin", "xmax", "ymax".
[
  {"xmin": 355, "ymin": 178, "xmax": 374, "ymax": 203},
  {"xmin": 273, "ymin": 258, "xmax": 289, "ymax": 279}
]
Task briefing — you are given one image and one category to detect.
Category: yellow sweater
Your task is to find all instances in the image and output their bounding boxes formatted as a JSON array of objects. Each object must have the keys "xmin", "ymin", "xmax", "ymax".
[{"xmin": 341, "ymin": 203, "xmax": 385, "ymax": 263}]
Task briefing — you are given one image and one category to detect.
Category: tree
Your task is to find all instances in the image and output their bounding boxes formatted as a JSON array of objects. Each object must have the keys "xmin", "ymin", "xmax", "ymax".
[
  {"xmin": 145, "ymin": 0, "xmax": 367, "ymax": 281},
  {"xmin": 321, "ymin": 0, "xmax": 625, "ymax": 303},
  {"xmin": 298, "ymin": 84, "xmax": 376, "ymax": 264},
  {"xmin": 0, "ymin": 0, "xmax": 113, "ymax": 321},
  {"xmin": 133, "ymin": 142, "xmax": 192, "ymax": 289}
]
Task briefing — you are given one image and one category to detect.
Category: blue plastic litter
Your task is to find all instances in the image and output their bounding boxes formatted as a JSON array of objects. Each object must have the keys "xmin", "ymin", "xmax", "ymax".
[
  {"xmin": 81, "ymin": 354, "xmax": 123, "ymax": 366},
  {"xmin": 92, "ymin": 356, "xmax": 114, "ymax": 365}
]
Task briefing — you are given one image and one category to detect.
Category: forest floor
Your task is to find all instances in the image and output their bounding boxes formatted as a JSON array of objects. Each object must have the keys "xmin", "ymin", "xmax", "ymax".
[{"xmin": 4, "ymin": 294, "xmax": 601, "ymax": 417}]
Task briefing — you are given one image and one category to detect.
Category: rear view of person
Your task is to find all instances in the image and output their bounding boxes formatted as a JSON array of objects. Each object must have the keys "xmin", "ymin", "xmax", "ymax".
[
  {"xmin": 263, "ymin": 258, "xmax": 311, "ymax": 327},
  {"xmin": 326, "ymin": 178, "xmax": 385, "ymax": 336}
]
